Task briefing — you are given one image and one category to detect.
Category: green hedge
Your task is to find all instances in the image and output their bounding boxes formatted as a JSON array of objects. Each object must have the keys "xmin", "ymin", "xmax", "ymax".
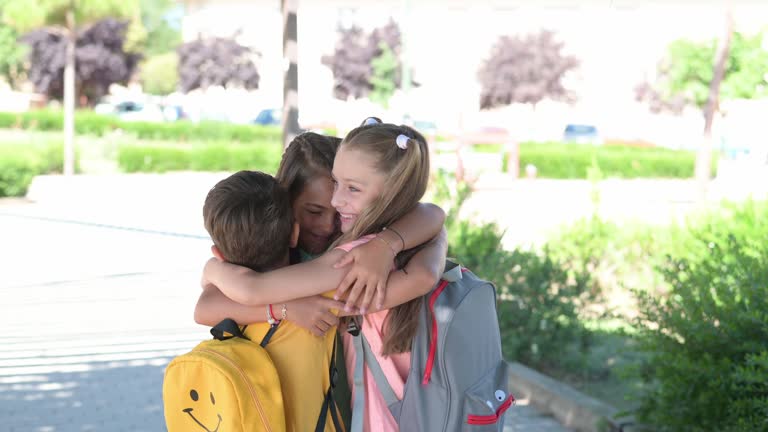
[
  {"xmin": 117, "ymin": 142, "xmax": 283, "ymax": 174},
  {"xmin": 0, "ymin": 140, "xmax": 72, "ymax": 197},
  {"xmin": 516, "ymin": 142, "xmax": 716, "ymax": 179},
  {"xmin": 0, "ymin": 110, "xmax": 281, "ymax": 142}
]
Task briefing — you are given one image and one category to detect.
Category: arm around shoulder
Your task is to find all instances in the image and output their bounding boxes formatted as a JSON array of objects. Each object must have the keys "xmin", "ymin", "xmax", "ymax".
[{"xmin": 203, "ymin": 251, "xmax": 351, "ymax": 306}]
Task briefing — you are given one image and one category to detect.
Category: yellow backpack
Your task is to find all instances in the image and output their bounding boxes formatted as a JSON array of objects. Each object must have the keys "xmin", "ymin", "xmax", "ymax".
[{"xmin": 163, "ymin": 319, "xmax": 286, "ymax": 432}]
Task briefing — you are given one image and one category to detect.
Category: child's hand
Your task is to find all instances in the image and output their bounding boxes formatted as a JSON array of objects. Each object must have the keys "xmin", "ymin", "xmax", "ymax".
[
  {"xmin": 285, "ymin": 296, "xmax": 346, "ymax": 337},
  {"xmin": 333, "ymin": 239, "xmax": 392, "ymax": 314}
]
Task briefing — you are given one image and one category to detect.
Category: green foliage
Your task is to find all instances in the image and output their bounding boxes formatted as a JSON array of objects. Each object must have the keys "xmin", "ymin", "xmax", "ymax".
[
  {"xmin": 0, "ymin": 147, "xmax": 38, "ymax": 196},
  {"xmin": 633, "ymin": 200, "xmax": 768, "ymax": 431},
  {"xmin": 0, "ymin": 21, "xmax": 28, "ymax": 88},
  {"xmin": 431, "ymin": 169, "xmax": 596, "ymax": 371},
  {"xmin": 369, "ymin": 42, "xmax": 398, "ymax": 108},
  {"xmin": 2, "ymin": 0, "xmax": 138, "ymax": 32},
  {"xmin": 496, "ymin": 248, "xmax": 595, "ymax": 371},
  {"xmin": 140, "ymin": 52, "xmax": 178, "ymax": 95},
  {"xmin": 655, "ymin": 31, "xmax": 768, "ymax": 110},
  {"xmin": 721, "ymin": 32, "xmax": 768, "ymax": 101},
  {"xmin": 517, "ymin": 142, "xmax": 717, "ymax": 179},
  {"xmin": 0, "ymin": 140, "xmax": 71, "ymax": 196},
  {"xmin": 117, "ymin": 142, "xmax": 282, "ymax": 174},
  {"xmin": 726, "ymin": 352, "xmax": 768, "ymax": 431},
  {"xmin": 139, "ymin": 0, "xmax": 181, "ymax": 56},
  {"xmin": 0, "ymin": 110, "xmax": 281, "ymax": 142}
]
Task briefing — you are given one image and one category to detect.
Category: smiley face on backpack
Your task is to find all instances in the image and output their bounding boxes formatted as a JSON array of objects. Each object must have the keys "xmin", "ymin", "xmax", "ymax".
[{"xmin": 182, "ymin": 388, "xmax": 222, "ymax": 432}]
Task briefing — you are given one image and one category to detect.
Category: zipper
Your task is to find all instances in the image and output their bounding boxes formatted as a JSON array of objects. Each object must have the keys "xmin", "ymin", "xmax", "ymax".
[
  {"xmin": 196, "ymin": 347, "xmax": 273, "ymax": 432},
  {"xmin": 422, "ymin": 279, "xmax": 449, "ymax": 385},
  {"xmin": 423, "ymin": 268, "xmax": 470, "ymax": 384},
  {"xmin": 466, "ymin": 396, "xmax": 515, "ymax": 425},
  {"xmin": 424, "ymin": 267, "xmax": 469, "ymax": 431}
]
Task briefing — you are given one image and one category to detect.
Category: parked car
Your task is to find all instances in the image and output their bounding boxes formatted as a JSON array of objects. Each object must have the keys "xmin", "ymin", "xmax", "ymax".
[
  {"xmin": 563, "ymin": 124, "xmax": 601, "ymax": 144},
  {"xmin": 95, "ymin": 100, "xmax": 172, "ymax": 123},
  {"xmin": 253, "ymin": 108, "xmax": 282, "ymax": 126}
]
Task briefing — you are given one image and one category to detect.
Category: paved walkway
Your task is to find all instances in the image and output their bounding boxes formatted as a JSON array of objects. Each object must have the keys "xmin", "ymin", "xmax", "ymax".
[{"xmin": 0, "ymin": 189, "xmax": 571, "ymax": 432}]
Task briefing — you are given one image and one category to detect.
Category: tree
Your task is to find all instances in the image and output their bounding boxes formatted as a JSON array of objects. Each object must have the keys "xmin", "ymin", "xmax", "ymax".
[
  {"xmin": 638, "ymin": 29, "xmax": 768, "ymax": 116},
  {"xmin": 281, "ymin": 0, "xmax": 300, "ymax": 149},
  {"xmin": 322, "ymin": 19, "xmax": 408, "ymax": 103},
  {"xmin": 140, "ymin": 51, "xmax": 177, "ymax": 95},
  {"xmin": 21, "ymin": 18, "xmax": 140, "ymax": 103},
  {"xmin": 636, "ymin": 10, "xmax": 768, "ymax": 196},
  {"xmin": 176, "ymin": 37, "xmax": 260, "ymax": 93},
  {"xmin": 0, "ymin": 20, "xmax": 28, "ymax": 89},
  {"xmin": 139, "ymin": 0, "xmax": 181, "ymax": 56},
  {"xmin": 369, "ymin": 42, "xmax": 398, "ymax": 108},
  {"xmin": 3, "ymin": 0, "xmax": 138, "ymax": 176},
  {"xmin": 477, "ymin": 30, "xmax": 579, "ymax": 110}
]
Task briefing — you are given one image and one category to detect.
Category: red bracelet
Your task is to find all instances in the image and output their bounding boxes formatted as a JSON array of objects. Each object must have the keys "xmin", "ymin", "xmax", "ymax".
[{"xmin": 267, "ymin": 304, "xmax": 279, "ymax": 325}]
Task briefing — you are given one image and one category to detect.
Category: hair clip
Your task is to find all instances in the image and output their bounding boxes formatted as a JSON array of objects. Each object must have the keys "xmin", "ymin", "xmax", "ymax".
[
  {"xmin": 362, "ymin": 117, "xmax": 381, "ymax": 126},
  {"xmin": 395, "ymin": 134, "xmax": 409, "ymax": 149}
]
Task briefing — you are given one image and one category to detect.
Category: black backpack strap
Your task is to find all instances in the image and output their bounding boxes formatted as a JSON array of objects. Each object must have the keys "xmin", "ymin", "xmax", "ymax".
[
  {"xmin": 332, "ymin": 332, "xmax": 353, "ymax": 429},
  {"xmin": 210, "ymin": 318, "xmax": 249, "ymax": 341},
  {"xmin": 211, "ymin": 318, "xmax": 279, "ymax": 348},
  {"xmin": 260, "ymin": 322, "xmax": 280, "ymax": 347},
  {"xmin": 316, "ymin": 332, "xmax": 345, "ymax": 432}
]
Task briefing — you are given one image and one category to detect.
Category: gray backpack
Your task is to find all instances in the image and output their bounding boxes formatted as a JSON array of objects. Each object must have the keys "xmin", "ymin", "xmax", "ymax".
[{"xmin": 350, "ymin": 260, "xmax": 513, "ymax": 431}]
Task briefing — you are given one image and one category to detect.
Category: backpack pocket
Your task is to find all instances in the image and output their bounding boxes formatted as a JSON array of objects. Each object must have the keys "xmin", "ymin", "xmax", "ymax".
[{"xmin": 461, "ymin": 361, "xmax": 513, "ymax": 431}]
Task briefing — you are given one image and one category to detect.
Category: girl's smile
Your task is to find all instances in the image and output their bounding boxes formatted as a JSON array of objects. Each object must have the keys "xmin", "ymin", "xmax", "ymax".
[{"xmin": 331, "ymin": 147, "xmax": 386, "ymax": 233}]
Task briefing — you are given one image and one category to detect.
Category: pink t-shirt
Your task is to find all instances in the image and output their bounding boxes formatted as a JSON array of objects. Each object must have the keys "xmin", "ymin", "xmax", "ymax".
[{"xmin": 336, "ymin": 236, "xmax": 411, "ymax": 432}]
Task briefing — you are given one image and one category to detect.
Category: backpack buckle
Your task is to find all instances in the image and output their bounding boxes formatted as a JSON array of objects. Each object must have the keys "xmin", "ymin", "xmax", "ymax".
[{"xmin": 347, "ymin": 316, "xmax": 361, "ymax": 336}]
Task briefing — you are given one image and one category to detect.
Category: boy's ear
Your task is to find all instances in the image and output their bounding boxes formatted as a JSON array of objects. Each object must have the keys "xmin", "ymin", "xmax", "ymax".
[
  {"xmin": 289, "ymin": 222, "xmax": 300, "ymax": 248},
  {"xmin": 211, "ymin": 244, "xmax": 225, "ymax": 261}
]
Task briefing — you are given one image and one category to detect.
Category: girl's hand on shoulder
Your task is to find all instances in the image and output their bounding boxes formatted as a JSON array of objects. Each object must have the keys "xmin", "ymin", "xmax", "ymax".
[
  {"xmin": 333, "ymin": 239, "xmax": 393, "ymax": 314},
  {"xmin": 284, "ymin": 296, "xmax": 346, "ymax": 337}
]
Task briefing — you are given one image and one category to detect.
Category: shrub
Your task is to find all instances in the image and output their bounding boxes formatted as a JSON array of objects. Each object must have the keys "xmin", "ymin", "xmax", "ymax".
[
  {"xmin": 431, "ymin": 169, "xmax": 597, "ymax": 371},
  {"xmin": 141, "ymin": 52, "xmax": 179, "ymax": 95},
  {"xmin": 0, "ymin": 140, "xmax": 71, "ymax": 197},
  {"xmin": 0, "ymin": 110, "xmax": 282, "ymax": 142},
  {"xmin": 117, "ymin": 142, "xmax": 282, "ymax": 174},
  {"xmin": 496, "ymin": 248, "xmax": 595, "ymax": 371},
  {"xmin": 517, "ymin": 142, "xmax": 714, "ymax": 179},
  {"xmin": 0, "ymin": 149, "xmax": 38, "ymax": 197},
  {"xmin": 633, "ymin": 200, "xmax": 768, "ymax": 431}
]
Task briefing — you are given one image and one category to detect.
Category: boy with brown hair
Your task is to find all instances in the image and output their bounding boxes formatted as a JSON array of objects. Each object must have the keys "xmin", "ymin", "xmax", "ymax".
[
  {"xmin": 202, "ymin": 170, "xmax": 343, "ymax": 431},
  {"xmin": 203, "ymin": 170, "xmax": 297, "ymax": 271}
]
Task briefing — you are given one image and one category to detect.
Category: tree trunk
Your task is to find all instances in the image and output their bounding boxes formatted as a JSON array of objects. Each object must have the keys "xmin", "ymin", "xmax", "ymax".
[
  {"xmin": 63, "ymin": 3, "xmax": 76, "ymax": 176},
  {"xmin": 281, "ymin": 0, "xmax": 301, "ymax": 149},
  {"xmin": 695, "ymin": 5, "xmax": 733, "ymax": 201}
]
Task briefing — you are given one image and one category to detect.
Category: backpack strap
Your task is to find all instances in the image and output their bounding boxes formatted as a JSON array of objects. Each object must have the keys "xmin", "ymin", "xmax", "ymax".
[
  {"xmin": 360, "ymin": 332, "xmax": 398, "ymax": 406},
  {"xmin": 210, "ymin": 318, "xmax": 280, "ymax": 348},
  {"xmin": 350, "ymin": 331, "xmax": 366, "ymax": 432},
  {"xmin": 259, "ymin": 323, "xmax": 280, "ymax": 347},
  {"xmin": 315, "ymin": 332, "xmax": 345, "ymax": 432},
  {"xmin": 210, "ymin": 318, "xmax": 249, "ymax": 341}
]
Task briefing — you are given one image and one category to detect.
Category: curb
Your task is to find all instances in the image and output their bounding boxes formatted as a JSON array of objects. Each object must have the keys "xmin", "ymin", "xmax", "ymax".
[{"xmin": 508, "ymin": 362, "xmax": 635, "ymax": 432}]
